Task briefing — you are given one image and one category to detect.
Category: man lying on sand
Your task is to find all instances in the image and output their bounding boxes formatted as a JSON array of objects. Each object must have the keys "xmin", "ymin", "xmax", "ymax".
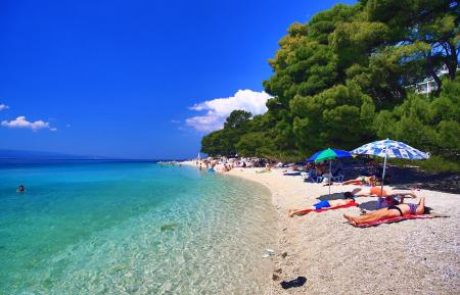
[
  {"xmin": 354, "ymin": 186, "xmax": 416, "ymax": 198},
  {"xmin": 343, "ymin": 197, "xmax": 428, "ymax": 226},
  {"xmin": 354, "ymin": 187, "xmax": 417, "ymax": 209},
  {"xmin": 288, "ymin": 192, "xmax": 357, "ymax": 217},
  {"xmin": 342, "ymin": 175, "xmax": 377, "ymax": 186}
]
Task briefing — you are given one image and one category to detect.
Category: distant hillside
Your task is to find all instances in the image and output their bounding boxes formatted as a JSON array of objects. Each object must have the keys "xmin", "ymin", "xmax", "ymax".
[{"xmin": 0, "ymin": 149, "xmax": 101, "ymax": 160}]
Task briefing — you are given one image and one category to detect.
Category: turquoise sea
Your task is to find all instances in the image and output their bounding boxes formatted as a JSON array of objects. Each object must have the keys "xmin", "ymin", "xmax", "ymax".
[{"xmin": 0, "ymin": 161, "xmax": 276, "ymax": 294}]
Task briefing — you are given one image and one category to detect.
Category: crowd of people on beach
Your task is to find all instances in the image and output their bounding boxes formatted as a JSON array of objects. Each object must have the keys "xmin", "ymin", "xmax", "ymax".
[
  {"xmin": 194, "ymin": 157, "xmax": 271, "ymax": 173},
  {"xmin": 190, "ymin": 155, "xmax": 432, "ymax": 227},
  {"xmin": 288, "ymin": 185, "xmax": 428, "ymax": 226}
]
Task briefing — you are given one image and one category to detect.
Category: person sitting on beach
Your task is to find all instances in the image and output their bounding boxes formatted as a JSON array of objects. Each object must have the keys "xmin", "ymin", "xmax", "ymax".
[
  {"xmin": 288, "ymin": 192, "xmax": 357, "ymax": 217},
  {"xmin": 367, "ymin": 158, "xmax": 379, "ymax": 176},
  {"xmin": 343, "ymin": 197, "xmax": 428, "ymax": 226},
  {"xmin": 342, "ymin": 175, "xmax": 377, "ymax": 186},
  {"xmin": 224, "ymin": 164, "xmax": 232, "ymax": 172},
  {"xmin": 315, "ymin": 164, "xmax": 325, "ymax": 177},
  {"xmin": 17, "ymin": 184, "xmax": 26, "ymax": 193},
  {"xmin": 256, "ymin": 163, "xmax": 272, "ymax": 174}
]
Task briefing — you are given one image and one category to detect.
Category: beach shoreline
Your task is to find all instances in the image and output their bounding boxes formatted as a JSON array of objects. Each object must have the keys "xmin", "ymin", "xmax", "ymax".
[{"xmin": 183, "ymin": 161, "xmax": 460, "ymax": 294}]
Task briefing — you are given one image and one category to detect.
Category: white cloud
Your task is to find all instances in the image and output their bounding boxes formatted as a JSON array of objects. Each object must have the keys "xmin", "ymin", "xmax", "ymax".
[
  {"xmin": 1, "ymin": 116, "xmax": 57, "ymax": 132},
  {"xmin": 0, "ymin": 103, "xmax": 9, "ymax": 111},
  {"xmin": 186, "ymin": 89, "xmax": 272, "ymax": 132}
]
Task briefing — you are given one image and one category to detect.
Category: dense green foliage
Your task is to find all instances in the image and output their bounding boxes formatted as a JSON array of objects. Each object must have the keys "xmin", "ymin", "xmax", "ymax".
[
  {"xmin": 201, "ymin": 0, "xmax": 460, "ymax": 169},
  {"xmin": 201, "ymin": 110, "xmax": 252, "ymax": 157},
  {"xmin": 375, "ymin": 77, "xmax": 460, "ymax": 155}
]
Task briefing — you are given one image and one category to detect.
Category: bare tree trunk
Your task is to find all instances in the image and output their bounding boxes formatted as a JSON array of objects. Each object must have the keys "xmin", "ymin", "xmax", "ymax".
[
  {"xmin": 426, "ymin": 54, "xmax": 442, "ymax": 95},
  {"xmin": 447, "ymin": 42, "xmax": 458, "ymax": 80}
]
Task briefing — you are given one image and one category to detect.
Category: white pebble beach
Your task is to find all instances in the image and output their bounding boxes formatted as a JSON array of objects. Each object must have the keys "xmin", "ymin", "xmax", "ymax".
[{"xmin": 221, "ymin": 167, "xmax": 460, "ymax": 295}]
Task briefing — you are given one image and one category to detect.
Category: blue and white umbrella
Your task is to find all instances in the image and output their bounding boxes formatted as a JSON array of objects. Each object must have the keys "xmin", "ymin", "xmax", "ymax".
[
  {"xmin": 351, "ymin": 139, "xmax": 430, "ymax": 160},
  {"xmin": 351, "ymin": 139, "xmax": 430, "ymax": 193}
]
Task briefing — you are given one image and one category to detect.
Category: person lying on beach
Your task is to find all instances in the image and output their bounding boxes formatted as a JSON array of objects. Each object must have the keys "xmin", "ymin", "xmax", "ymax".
[
  {"xmin": 288, "ymin": 192, "xmax": 357, "ymax": 217},
  {"xmin": 342, "ymin": 175, "xmax": 377, "ymax": 186},
  {"xmin": 354, "ymin": 186, "xmax": 417, "ymax": 208},
  {"xmin": 343, "ymin": 197, "xmax": 427, "ymax": 226}
]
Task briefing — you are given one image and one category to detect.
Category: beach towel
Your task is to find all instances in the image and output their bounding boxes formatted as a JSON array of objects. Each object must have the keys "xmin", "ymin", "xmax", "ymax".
[
  {"xmin": 314, "ymin": 201, "xmax": 359, "ymax": 213},
  {"xmin": 353, "ymin": 214, "xmax": 433, "ymax": 228}
]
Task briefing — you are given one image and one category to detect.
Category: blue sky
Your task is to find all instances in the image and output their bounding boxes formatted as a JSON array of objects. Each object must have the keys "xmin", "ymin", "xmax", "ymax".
[{"xmin": 0, "ymin": 0, "xmax": 355, "ymax": 159}]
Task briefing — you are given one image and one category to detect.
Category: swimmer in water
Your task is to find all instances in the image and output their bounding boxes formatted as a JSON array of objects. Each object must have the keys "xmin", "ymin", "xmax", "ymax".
[{"xmin": 17, "ymin": 184, "xmax": 26, "ymax": 193}]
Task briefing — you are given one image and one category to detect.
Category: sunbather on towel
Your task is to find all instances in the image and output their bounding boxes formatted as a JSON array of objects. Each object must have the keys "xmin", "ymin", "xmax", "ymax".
[
  {"xmin": 354, "ymin": 187, "xmax": 417, "ymax": 209},
  {"xmin": 342, "ymin": 175, "xmax": 377, "ymax": 186},
  {"xmin": 343, "ymin": 197, "xmax": 427, "ymax": 226},
  {"xmin": 288, "ymin": 192, "xmax": 357, "ymax": 217}
]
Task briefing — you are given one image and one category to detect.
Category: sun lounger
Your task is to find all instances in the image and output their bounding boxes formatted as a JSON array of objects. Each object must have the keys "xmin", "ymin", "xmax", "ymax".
[
  {"xmin": 300, "ymin": 172, "xmax": 308, "ymax": 181},
  {"xmin": 352, "ymin": 214, "xmax": 433, "ymax": 228},
  {"xmin": 283, "ymin": 171, "xmax": 301, "ymax": 176},
  {"xmin": 301, "ymin": 171, "xmax": 318, "ymax": 182},
  {"xmin": 331, "ymin": 174, "xmax": 344, "ymax": 182}
]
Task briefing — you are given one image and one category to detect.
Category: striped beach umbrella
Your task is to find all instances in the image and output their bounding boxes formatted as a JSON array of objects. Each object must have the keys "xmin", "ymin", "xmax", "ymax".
[
  {"xmin": 351, "ymin": 139, "xmax": 430, "ymax": 160},
  {"xmin": 351, "ymin": 139, "xmax": 430, "ymax": 193}
]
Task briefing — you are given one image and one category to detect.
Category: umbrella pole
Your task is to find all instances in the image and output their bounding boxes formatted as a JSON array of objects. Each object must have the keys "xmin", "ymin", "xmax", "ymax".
[
  {"xmin": 380, "ymin": 152, "xmax": 387, "ymax": 196},
  {"xmin": 329, "ymin": 160, "xmax": 332, "ymax": 196}
]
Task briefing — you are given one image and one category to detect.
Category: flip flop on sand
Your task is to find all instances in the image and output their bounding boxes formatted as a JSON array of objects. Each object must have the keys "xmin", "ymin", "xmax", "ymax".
[{"xmin": 280, "ymin": 276, "xmax": 307, "ymax": 289}]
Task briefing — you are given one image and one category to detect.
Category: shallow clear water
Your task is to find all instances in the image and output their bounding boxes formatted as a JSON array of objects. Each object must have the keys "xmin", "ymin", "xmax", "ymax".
[{"xmin": 0, "ymin": 161, "xmax": 276, "ymax": 294}]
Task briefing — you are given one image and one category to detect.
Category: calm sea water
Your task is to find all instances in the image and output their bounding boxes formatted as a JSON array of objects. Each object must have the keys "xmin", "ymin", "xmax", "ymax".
[{"xmin": 0, "ymin": 161, "xmax": 276, "ymax": 294}]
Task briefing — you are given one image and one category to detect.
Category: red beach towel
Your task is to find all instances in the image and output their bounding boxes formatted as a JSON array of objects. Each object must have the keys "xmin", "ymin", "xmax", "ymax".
[
  {"xmin": 314, "ymin": 201, "xmax": 359, "ymax": 213},
  {"xmin": 353, "ymin": 214, "xmax": 433, "ymax": 228}
]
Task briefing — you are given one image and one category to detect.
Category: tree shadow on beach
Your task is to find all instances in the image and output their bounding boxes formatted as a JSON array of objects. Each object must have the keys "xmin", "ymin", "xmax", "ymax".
[{"xmin": 317, "ymin": 193, "xmax": 380, "ymax": 211}]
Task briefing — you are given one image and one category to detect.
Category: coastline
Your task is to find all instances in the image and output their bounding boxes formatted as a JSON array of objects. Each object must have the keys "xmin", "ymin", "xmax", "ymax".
[
  {"xmin": 0, "ymin": 161, "xmax": 278, "ymax": 294},
  {"xmin": 184, "ymin": 162, "xmax": 460, "ymax": 294}
]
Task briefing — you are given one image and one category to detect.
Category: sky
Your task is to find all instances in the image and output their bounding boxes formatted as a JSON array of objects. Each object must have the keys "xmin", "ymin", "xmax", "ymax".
[{"xmin": 0, "ymin": 0, "xmax": 356, "ymax": 159}]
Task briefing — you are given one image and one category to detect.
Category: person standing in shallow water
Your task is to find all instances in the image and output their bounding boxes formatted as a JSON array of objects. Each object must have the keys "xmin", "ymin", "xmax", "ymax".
[{"xmin": 17, "ymin": 184, "xmax": 26, "ymax": 193}]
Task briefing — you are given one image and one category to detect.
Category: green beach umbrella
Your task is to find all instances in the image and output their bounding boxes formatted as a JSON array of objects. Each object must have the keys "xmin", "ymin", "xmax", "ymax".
[
  {"xmin": 312, "ymin": 148, "xmax": 350, "ymax": 163},
  {"xmin": 307, "ymin": 148, "xmax": 352, "ymax": 196}
]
